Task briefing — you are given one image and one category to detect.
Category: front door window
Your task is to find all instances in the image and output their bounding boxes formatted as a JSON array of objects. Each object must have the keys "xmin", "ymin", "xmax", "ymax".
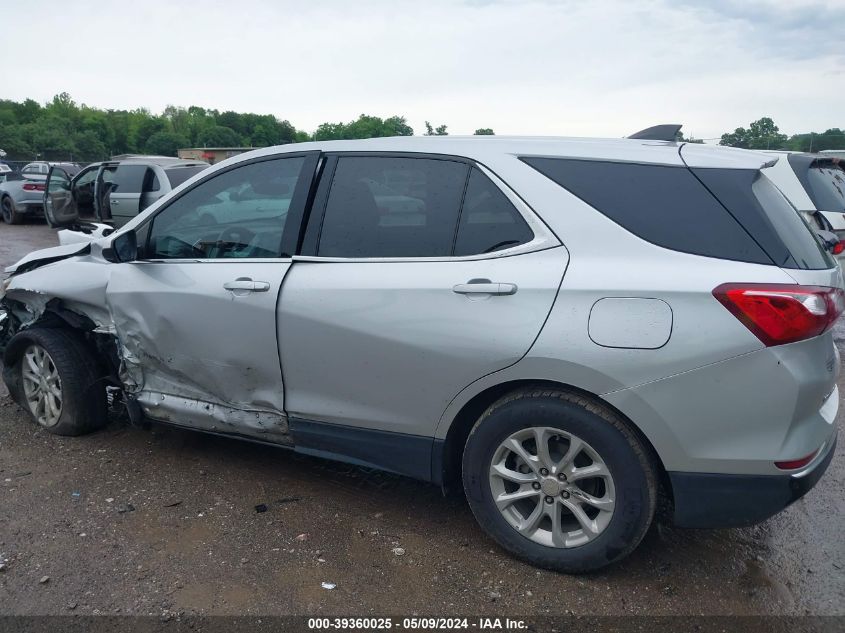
[{"xmin": 147, "ymin": 156, "xmax": 306, "ymax": 259}]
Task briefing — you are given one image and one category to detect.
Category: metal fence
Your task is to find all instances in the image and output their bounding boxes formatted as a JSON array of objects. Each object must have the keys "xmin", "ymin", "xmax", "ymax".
[{"xmin": 1, "ymin": 159, "xmax": 99, "ymax": 173}]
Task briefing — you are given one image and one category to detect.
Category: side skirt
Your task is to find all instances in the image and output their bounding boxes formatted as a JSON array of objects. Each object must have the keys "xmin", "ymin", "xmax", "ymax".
[{"xmin": 288, "ymin": 417, "xmax": 437, "ymax": 483}]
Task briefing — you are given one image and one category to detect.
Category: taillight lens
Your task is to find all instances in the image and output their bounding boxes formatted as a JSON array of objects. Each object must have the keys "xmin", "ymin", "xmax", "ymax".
[
  {"xmin": 22, "ymin": 183, "xmax": 45, "ymax": 192},
  {"xmin": 834, "ymin": 241, "xmax": 845, "ymax": 255},
  {"xmin": 775, "ymin": 449, "xmax": 819, "ymax": 471},
  {"xmin": 713, "ymin": 283, "xmax": 845, "ymax": 346}
]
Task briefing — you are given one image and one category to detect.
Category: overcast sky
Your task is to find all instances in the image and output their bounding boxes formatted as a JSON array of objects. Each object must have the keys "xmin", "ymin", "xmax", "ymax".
[{"xmin": 2, "ymin": 0, "xmax": 843, "ymax": 140}]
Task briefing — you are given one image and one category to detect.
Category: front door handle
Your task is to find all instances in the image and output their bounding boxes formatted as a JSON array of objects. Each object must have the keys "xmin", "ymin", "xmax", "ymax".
[
  {"xmin": 224, "ymin": 278, "xmax": 271, "ymax": 293},
  {"xmin": 452, "ymin": 278, "xmax": 518, "ymax": 296}
]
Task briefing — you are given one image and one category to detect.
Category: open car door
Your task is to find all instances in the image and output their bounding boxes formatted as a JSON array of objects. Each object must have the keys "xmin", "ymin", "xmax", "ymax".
[{"xmin": 44, "ymin": 166, "xmax": 79, "ymax": 228}]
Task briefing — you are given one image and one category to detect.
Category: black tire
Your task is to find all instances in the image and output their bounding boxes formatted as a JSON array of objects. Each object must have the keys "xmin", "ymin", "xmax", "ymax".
[
  {"xmin": 462, "ymin": 388, "xmax": 657, "ymax": 573},
  {"xmin": 4, "ymin": 328, "xmax": 108, "ymax": 436},
  {"xmin": 1, "ymin": 196, "xmax": 23, "ymax": 224}
]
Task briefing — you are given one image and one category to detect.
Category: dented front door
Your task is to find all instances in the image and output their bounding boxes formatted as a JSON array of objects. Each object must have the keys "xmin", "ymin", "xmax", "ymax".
[
  {"xmin": 103, "ymin": 153, "xmax": 319, "ymax": 442},
  {"xmin": 107, "ymin": 259, "xmax": 292, "ymax": 440}
]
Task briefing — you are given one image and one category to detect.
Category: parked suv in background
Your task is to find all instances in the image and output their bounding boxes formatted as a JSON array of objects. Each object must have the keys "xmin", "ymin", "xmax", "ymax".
[
  {"xmin": 44, "ymin": 156, "xmax": 208, "ymax": 238},
  {"xmin": 1, "ymin": 137, "xmax": 840, "ymax": 572},
  {"xmin": 762, "ymin": 151, "xmax": 845, "ymax": 260},
  {"xmin": 0, "ymin": 162, "xmax": 81, "ymax": 224}
]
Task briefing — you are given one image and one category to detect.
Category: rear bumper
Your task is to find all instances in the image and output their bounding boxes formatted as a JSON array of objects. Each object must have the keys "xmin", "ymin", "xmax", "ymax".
[
  {"xmin": 15, "ymin": 199, "xmax": 44, "ymax": 214},
  {"xmin": 669, "ymin": 430, "xmax": 837, "ymax": 528}
]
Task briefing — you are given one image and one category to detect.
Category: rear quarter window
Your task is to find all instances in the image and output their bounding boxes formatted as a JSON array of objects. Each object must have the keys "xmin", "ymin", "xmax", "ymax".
[
  {"xmin": 807, "ymin": 163, "xmax": 845, "ymax": 212},
  {"xmin": 693, "ymin": 168, "xmax": 832, "ymax": 270},
  {"xmin": 165, "ymin": 166, "xmax": 208, "ymax": 189},
  {"xmin": 520, "ymin": 157, "xmax": 772, "ymax": 265}
]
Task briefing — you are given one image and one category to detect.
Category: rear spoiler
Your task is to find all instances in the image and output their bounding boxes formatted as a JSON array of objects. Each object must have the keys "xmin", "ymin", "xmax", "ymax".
[{"xmin": 627, "ymin": 124, "xmax": 683, "ymax": 141}]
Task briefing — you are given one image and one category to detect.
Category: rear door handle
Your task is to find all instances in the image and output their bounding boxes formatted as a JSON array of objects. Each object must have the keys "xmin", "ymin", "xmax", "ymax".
[
  {"xmin": 224, "ymin": 279, "xmax": 271, "ymax": 293},
  {"xmin": 452, "ymin": 279, "xmax": 518, "ymax": 296}
]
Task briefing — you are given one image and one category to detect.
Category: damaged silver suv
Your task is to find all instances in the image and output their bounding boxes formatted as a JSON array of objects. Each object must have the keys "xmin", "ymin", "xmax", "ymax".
[{"xmin": 1, "ymin": 135, "xmax": 841, "ymax": 572}]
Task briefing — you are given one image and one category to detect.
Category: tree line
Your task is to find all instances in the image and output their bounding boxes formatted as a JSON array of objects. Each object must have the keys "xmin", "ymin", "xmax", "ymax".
[
  {"xmin": 0, "ymin": 94, "xmax": 841, "ymax": 162},
  {"xmin": 718, "ymin": 117, "xmax": 844, "ymax": 152},
  {"xmin": 0, "ymin": 93, "xmax": 495, "ymax": 162}
]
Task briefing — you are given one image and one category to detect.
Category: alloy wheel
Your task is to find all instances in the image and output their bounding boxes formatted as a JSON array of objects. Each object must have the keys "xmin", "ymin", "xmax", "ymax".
[
  {"xmin": 488, "ymin": 426, "xmax": 615, "ymax": 548},
  {"xmin": 21, "ymin": 344, "xmax": 63, "ymax": 427}
]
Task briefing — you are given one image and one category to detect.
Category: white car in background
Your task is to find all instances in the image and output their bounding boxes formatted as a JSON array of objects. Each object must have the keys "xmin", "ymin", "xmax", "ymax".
[{"xmin": 762, "ymin": 151, "xmax": 845, "ymax": 260}]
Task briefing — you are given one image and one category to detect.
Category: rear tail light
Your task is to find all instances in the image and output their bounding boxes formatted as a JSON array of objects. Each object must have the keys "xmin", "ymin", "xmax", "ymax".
[
  {"xmin": 713, "ymin": 283, "xmax": 845, "ymax": 347},
  {"xmin": 22, "ymin": 183, "xmax": 46, "ymax": 192},
  {"xmin": 775, "ymin": 448, "xmax": 819, "ymax": 471},
  {"xmin": 834, "ymin": 241, "xmax": 845, "ymax": 255}
]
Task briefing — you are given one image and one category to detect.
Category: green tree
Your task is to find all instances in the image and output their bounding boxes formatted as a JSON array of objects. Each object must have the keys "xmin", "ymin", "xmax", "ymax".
[
  {"xmin": 719, "ymin": 117, "xmax": 788, "ymax": 150},
  {"xmin": 677, "ymin": 131, "xmax": 704, "ymax": 144},
  {"xmin": 0, "ymin": 124, "xmax": 33, "ymax": 158},
  {"xmin": 197, "ymin": 125, "xmax": 241, "ymax": 147},
  {"xmin": 382, "ymin": 116, "xmax": 413, "ymax": 137},
  {"xmin": 474, "ymin": 128, "xmax": 494, "ymax": 135},
  {"xmin": 786, "ymin": 128, "xmax": 845, "ymax": 152},
  {"xmin": 312, "ymin": 115, "xmax": 413, "ymax": 141},
  {"xmin": 424, "ymin": 121, "xmax": 448, "ymax": 136},
  {"xmin": 144, "ymin": 131, "xmax": 190, "ymax": 156},
  {"xmin": 133, "ymin": 116, "xmax": 167, "ymax": 152},
  {"xmin": 294, "ymin": 130, "xmax": 312, "ymax": 143},
  {"xmin": 73, "ymin": 130, "xmax": 107, "ymax": 160}
]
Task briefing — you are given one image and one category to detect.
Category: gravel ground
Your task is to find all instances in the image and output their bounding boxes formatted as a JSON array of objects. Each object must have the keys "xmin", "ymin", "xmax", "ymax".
[{"xmin": 0, "ymin": 221, "xmax": 843, "ymax": 617}]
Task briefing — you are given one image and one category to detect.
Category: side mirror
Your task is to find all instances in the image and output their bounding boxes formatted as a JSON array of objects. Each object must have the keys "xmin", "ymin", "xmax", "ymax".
[{"xmin": 103, "ymin": 231, "xmax": 138, "ymax": 263}]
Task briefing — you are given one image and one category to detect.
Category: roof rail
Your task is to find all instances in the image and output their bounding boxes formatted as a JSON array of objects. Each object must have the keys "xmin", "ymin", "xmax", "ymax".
[{"xmin": 627, "ymin": 124, "xmax": 683, "ymax": 141}]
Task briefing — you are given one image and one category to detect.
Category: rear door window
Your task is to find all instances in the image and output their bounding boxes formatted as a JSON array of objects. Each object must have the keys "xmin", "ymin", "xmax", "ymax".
[
  {"xmin": 111, "ymin": 164, "xmax": 147, "ymax": 193},
  {"xmin": 317, "ymin": 156, "xmax": 468, "ymax": 257}
]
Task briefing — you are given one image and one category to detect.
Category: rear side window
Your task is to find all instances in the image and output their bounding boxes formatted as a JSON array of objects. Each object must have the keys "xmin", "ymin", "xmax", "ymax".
[
  {"xmin": 521, "ymin": 157, "xmax": 772, "ymax": 265},
  {"xmin": 454, "ymin": 168, "xmax": 534, "ymax": 256},
  {"xmin": 111, "ymin": 164, "xmax": 147, "ymax": 193},
  {"xmin": 806, "ymin": 163, "xmax": 845, "ymax": 212},
  {"xmin": 166, "ymin": 166, "xmax": 208, "ymax": 189},
  {"xmin": 318, "ymin": 156, "xmax": 468, "ymax": 257}
]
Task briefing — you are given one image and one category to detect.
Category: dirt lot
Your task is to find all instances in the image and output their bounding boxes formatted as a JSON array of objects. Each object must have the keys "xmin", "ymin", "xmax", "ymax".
[{"xmin": 0, "ymin": 221, "xmax": 843, "ymax": 618}]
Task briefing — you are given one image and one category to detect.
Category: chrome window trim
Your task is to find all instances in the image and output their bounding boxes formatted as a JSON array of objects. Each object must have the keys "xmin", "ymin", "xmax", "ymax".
[{"xmin": 132, "ymin": 257, "xmax": 293, "ymax": 265}]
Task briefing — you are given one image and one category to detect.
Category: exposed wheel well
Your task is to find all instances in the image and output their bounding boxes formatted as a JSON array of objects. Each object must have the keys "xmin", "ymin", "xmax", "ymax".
[
  {"xmin": 439, "ymin": 379, "xmax": 671, "ymax": 500},
  {"xmin": 2, "ymin": 304, "xmax": 120, "ymax": 385}
]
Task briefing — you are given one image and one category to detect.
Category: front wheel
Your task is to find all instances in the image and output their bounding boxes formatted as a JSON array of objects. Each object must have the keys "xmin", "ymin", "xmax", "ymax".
[
  {"xmin": 462, "ymin": 388, "xmax": 658, "ymax": 573},
  {"xmin": 5, "ymin": 328, "xmax": 108, "ymax": 436}
]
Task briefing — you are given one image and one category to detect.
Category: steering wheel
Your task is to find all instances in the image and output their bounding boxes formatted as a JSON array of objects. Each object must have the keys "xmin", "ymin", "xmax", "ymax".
[{"xmin": 217, "ymin": 226, "xmax": 257, "ymax": 255}]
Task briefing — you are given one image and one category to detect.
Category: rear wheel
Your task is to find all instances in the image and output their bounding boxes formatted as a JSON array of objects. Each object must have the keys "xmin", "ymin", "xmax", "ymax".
[
  {"xmin": 7, "ymin": 328, "xmax": 108, "ymax": 436},
  {"xmin": 1, "ymin": 196, "xmax": 23, "ymax": 224},
  {"xmin": 462, "ymin": 388, "xmax": 657, "ymax": 573}
]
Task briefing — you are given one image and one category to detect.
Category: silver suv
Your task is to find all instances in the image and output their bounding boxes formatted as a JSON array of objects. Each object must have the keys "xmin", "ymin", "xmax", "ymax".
[{"xmin": 0, "ymin": 136, "xmax": 841, "ymax": 572}]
